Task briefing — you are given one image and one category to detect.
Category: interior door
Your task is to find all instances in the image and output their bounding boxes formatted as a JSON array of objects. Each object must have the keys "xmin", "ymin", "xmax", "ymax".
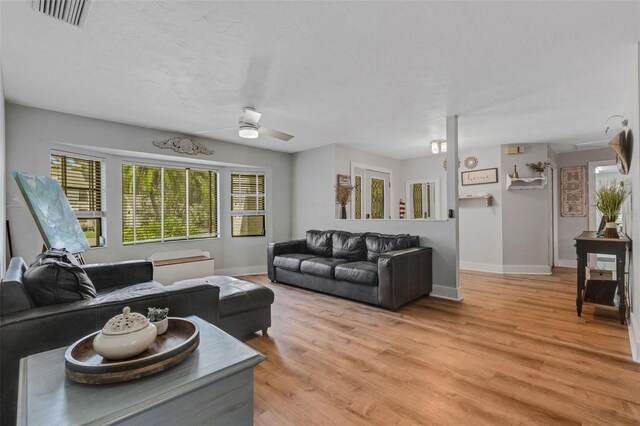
[
  {"xmin": 406, "ymin": 179, "xmax": 440, "ymax": 219},
  {"xmin": 364, "ymin": 170, "xmax": 390, "ymax": 219}
]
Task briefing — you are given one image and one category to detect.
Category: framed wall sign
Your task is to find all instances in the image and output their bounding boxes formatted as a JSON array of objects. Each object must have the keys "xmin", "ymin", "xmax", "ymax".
[
  {"xmin": 560, "ymin": 166, "xmax": 586, "ymax": 217},
  {"xmin": 461, "ymin": 168, "xmax": 498, "ymax": 186}
]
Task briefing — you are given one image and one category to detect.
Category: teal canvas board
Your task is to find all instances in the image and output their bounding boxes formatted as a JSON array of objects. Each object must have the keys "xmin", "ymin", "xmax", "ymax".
[{"xmin": 12, "ymin": 171, "xmax": 90, "ymax": 253}]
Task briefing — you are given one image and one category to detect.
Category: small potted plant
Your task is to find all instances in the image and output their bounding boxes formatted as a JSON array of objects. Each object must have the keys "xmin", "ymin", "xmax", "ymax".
[
  {"xmin": 594, "ymin": 179, "xmax": 630, "ymax": 239},
  {"xmin": 147, "ymin": 307, "xmax": 169, "ymax": 335},
  {"xmin": 526, "ymin": 161, "xmax": 551, "ymax": 177}
]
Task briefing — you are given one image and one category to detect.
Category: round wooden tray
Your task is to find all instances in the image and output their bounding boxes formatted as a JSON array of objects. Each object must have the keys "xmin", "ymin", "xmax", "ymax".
[{"xmin": 65, "ymin": 317, "xmax": 199, "ymax": 384}]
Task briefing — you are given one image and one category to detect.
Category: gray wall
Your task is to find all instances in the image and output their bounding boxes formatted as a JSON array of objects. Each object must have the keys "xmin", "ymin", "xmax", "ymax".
[
  {"xmin": 5, "ymin": 104, "xmax": 292, "ymax": 275},
  {"xmin": 0, "ymin": 67, "xmax": 5, "ymax": 275},
  {"xmin": 624, "ymin": 43, "xmax": 640, "ymax": 361},
  {"xmin": 291, "ymin": 144, "xmax": 460, "ymax": 299},
  {"xmin": 458, "ymin": 146, "xmax": 503, "ymax": 270},
  {"xmin": 500, "ymin": 143, "xmax": 552, "ymax": 273},
  {"xmin": 555, "ymin": 148, "xmax": 616, "ymax": 263}
]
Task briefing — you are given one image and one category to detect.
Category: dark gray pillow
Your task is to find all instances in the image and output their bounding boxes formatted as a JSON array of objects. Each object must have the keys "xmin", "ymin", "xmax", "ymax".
[
  {"xmin": 23, "ymin": 249, "xmax": 96, "ymax": 307},
  {"xmin": 365, "ymin": 234, "xmax": 411, "ymax": 263},
  {"xmin": 332, "ymin": 231, "xmax": 366, "ymax": 261},
  {"xmin": 306, "ymin": 230, "xmax": 333, "ymax": 257}
]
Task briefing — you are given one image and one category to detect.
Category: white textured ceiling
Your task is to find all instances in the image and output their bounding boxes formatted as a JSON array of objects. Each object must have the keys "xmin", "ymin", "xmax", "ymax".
[{"xmin": 2, "ymin": 1, "xmax": 640, "ymax": 159}]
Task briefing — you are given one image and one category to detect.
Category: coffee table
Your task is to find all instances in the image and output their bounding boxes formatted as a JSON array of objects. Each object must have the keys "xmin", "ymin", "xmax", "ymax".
[{"xmin": 17, "ymin": 316, "xmax": 265, "ymax": 426}]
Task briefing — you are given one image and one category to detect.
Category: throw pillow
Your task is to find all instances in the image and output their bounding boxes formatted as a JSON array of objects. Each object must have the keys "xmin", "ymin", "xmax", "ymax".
[{"xmin": 23, "ymin": 249, "xmax": 97, "ymax": 307}]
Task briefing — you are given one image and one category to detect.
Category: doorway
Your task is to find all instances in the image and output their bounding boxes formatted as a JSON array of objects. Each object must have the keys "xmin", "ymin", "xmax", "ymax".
[
  {"xmin": 351, "ymin": 163, "xmax": 392, "ymax": 220},
  {"xmin": 588, "ymin": 160, "xmax": 624, "ymax": 270}
]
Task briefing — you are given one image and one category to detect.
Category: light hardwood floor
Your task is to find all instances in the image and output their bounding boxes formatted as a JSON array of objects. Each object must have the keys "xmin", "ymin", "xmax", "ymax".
[{"xmin": 239, "ymin": 269, "xmax": 640, "ymax": 425}]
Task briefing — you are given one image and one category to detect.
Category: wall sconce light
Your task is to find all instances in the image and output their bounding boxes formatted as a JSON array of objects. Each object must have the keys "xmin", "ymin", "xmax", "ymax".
[{"xmin": 431, "ymin": 139, "xmax": 447, "ymax": 154}]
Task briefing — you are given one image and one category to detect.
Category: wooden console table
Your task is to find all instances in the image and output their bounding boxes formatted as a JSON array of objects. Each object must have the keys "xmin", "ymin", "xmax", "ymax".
[
  {"xmin": 17, "ymin": 316, "xmax": 264, "ymax": 425},
  {"xmin": 574, "ymin": 231, "xmax": 631, "ymax": 324}
]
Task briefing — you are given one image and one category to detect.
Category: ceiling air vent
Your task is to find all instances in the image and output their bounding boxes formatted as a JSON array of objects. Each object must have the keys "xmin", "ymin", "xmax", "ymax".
[{"xmin": 32, "ymin": 0, "xmax": 91, "ymax": 27}]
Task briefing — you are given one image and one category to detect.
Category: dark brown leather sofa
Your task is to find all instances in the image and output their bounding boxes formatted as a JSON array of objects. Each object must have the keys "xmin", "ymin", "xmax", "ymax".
[
  {"xmin": 0, "ymin": 257, "xmax": 274, "ymax": 425},
  {"xmin": 267, "ymin": 230, "xmax": 432, "ymax": 310}
]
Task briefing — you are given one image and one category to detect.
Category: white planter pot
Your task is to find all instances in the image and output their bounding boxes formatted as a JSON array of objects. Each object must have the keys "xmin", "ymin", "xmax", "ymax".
[{"xmin": 152, "ymin": 318, "xmax": 169, "ymax": 335}]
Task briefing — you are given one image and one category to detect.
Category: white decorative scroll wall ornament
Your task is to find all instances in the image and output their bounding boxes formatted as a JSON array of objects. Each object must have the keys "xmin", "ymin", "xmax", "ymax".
[{"xmin": 153, "ymin": 138, "xmax": 214, "ymax": 155}]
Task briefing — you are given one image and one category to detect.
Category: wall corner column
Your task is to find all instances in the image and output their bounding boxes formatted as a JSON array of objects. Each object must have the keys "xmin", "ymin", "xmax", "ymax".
[{"xmin": 445, "ymin": 115, "xmax": 462, "ymax": 299}]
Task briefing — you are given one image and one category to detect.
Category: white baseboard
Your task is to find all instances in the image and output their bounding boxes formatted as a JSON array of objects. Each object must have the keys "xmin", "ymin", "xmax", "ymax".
[
  {"xmin": 556, "ymin": 259, "xmax": 577, "ymax": 268},
  {"xmin": 460, "ymin": 262, "xmax": 552, "ymax": 275},
  {"xmin": 460, "ymin": 261, "xmax": 504, "ymax": 274},
  {"xmin": 214, "ymin": 265, "xmax": 267, "ymax": 277},
  {"xmin": 502, "ymin": 264, "xmax": 552, "ymax": 275},
  {"xmin": 431, "ymin": 284, "xmax": 463, "ymax": 301},
  {"xmin": 629, "ymin": 314, "xmax": 640, "ymax": 363}
]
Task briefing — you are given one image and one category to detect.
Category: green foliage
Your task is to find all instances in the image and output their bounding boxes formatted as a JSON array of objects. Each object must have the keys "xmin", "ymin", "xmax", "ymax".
[
  {"xmin": 147, "ymin": 307, "xmax": 169, "ymax": 322},
  {"xmin": 526, "ymin": 161, "xmax": 551, "ymax": 173},
  {"xmin": 594, "ymin": 179, "xmax": 630, "ymax": 222},
  {"xmin": 122, "ymin": 164, "xmax": 217, "ymax": 242}
]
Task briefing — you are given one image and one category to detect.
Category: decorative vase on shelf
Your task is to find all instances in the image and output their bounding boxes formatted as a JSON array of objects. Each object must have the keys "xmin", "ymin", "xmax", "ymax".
[
  {"xmin": 512, "ymin": 165, "xmax": 519, "ymax": 179},
  {"xmin": 340, "ymin": 205, "xmax": 347, "ymax": 219},
  {"xmin": 537, "ymin": 171, "xmax": 544, "ymax": 177},
  {"xmin": 604, "ymin": 222, "xmax": 619, "ymax": 239}
]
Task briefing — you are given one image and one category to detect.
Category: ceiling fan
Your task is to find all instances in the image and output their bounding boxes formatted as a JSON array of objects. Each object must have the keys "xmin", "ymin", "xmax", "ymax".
[{"xmin": 195, "ymin": 107, "xmax": 294, "ymax": 141}]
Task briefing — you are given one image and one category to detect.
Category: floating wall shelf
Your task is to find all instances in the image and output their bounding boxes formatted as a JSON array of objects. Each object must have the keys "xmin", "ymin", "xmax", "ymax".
[
  {"xmin": 505, "ymin": 175, "xmax": 547, "ymax": 190},
  {"xmin": 459, "ymin": 193, "xmax": 493, "ymax": 206}
]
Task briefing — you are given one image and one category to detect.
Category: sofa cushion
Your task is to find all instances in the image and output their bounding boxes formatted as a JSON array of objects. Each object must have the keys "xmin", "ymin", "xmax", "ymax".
[
  {"xmin": 300, "ymin": 258, "xmax": 348, "ymax": 279},
  {"xmin": 273, "ymin": 254, "xmax": 319, "ymax": 272},
  {"xmin": 365, "ymin": 233, "xmax": 412, "ymax": 263},
  {"xmin": 335, "ymin": 261, "xmax": 379, "ymax": 286},
  {"xmin": 214, "ymin": 277, "xmax": 274, "ymax": 317},
  {"xmin": 332, "ymin": 231, "xmax": 367, "ymax": 261},
  {"xmin": 96, "ymin": 281, "xmax": 164, "ymax": 296},
  {"xmin": 306, "ymin": 230, "xmax": 333, "ymax": 257}
]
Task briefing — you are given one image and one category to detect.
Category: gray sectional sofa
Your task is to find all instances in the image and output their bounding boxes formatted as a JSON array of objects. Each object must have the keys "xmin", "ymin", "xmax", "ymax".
[{"xmin": 267, "ymin": 230, "xmax": 432, "ymax": 310}]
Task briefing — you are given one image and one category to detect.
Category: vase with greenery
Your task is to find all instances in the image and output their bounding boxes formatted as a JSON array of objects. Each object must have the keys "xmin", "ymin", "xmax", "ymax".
[
  {"xmin": 594, "ymin": 179, "xmax": 630, "ymax": 239},
  {"xmin": 147, "ymin": 307, "xmax": 169, "ymax": 335},
  {"xmin": 526, "ymin": 161, "xmax": 551, "ymax": 177}
]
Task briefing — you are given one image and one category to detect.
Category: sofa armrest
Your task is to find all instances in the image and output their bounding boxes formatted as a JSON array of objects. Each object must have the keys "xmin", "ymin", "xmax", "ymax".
[
  {"xmin": 83, "ymin": 260, "xmax": 154, "ymax": 291},
  {"xmin": 267, "ymin": 239, "xmax": 307, "ymax": 281},
  {"xmin": 377, "ymin": 247, "xmax": 433, "ymax": 310}
]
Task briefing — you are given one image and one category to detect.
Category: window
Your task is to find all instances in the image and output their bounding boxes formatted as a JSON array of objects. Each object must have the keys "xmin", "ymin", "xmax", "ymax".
[
  {"xmin": 122, "ymin": 163, "xmax": 218, "ymax": 244},
  {"xmin": 231, "ymin": 172, "xmax": 266, "ymax": 237},
  {"xmin": 51, "ymin": 153, "xmax": 106, "ymax": 247}
]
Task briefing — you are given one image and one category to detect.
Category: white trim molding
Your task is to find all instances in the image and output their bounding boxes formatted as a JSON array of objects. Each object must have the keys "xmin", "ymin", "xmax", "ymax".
[
  {"xmin": 460, "ymin": 262, "xmax": 553, "ymax": 275},
  {"xmin": 629, "ymin": 314, "xmax": 640, "ymax": 363},
  {"xmin": 431, "ymin": 284, "xmax": 463, "ymax": 301},
  {"xmin": 460, "ymin": 261, "xmax": 504, "ymax": 274},
  {"xmin": 556, "ymin": 259, "xmax": 577, "ymax": 268},
  {"xmin": 215, "ymin": 265, "xmax": 267, "ymax": 277}
]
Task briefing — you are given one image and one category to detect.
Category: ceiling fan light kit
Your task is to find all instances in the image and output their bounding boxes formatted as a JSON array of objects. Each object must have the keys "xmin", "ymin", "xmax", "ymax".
[
  {"xmin": 431, "ymin": 139, "xmax": 447, "ymax": 154},
  {"xmin": 239, "ymin": 125, "xmax": 259, "ymax": 139}
]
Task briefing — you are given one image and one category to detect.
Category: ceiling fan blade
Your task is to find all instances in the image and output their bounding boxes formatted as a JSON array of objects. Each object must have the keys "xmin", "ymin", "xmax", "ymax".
[
  {"xmin": 193, "ymin": 127, "xmax": 237, "ymax": 134},
  {"xmin": 260, "ymin": 127, "xmax": 294, "ymax": 141},
  {"xmin": 242, "ymin": 108, "xmax": 262, "ymax": 126}
]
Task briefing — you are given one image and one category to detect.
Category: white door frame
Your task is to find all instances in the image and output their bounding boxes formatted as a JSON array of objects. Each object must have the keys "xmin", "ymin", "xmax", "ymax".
[
  {"xmin": 549, "ymin": 162, "xmax": 558, "ymax": 268},
  {"xmin": 405, "ymin": 177, "xmax": 442, "ymax": 220},
  {"xmin": 350, "ymin": 162, "xmax": 393, "ymax": 219}
]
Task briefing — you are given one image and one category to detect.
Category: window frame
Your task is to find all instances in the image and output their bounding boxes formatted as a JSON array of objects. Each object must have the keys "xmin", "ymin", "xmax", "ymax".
[
  {"xmin": 50, "ymin": 150, "xmax": 106, "ymax": 248},
  {"xmin": 122, "ymin": 160, "xmax": 220, "ymax": 245},
  {"xmin": 230, "ymin": 171, "xmax": 267, "ymax": 238}
]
